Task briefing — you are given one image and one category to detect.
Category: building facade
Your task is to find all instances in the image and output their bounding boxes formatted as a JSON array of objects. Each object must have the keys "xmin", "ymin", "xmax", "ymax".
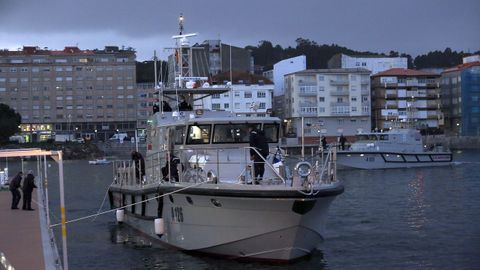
[
  {"xmin": 328, "ymin": 54, "xmax": 407, "ymax": 75},
  {"xmin": 441, "ymin": 61, "xmax": 480, "ymax": 136},
  {"xmin": 263, "ymin": 55, "xmax": 306, "ymax": 121},
  {"xmin": 283, "ymin": 68, "xmax": 371, "ymax": 144},
  {"xmin": 198, "ymin": 83, "xmax": 273, "ymax": 114},
  {"xmin": 0, "ymin": 45, "xmax": 143, "ymax": 142},
  {"xmin": 371, "ymin": 68, "xmax": 442, "ymax": 131}
]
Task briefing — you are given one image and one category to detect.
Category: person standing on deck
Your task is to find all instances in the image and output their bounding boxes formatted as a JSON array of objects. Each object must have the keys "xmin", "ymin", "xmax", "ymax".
[
  {"xmin": 131, "ymin": 151, "xmax": 146, "ymax": 183},
  {"xmin": 249, "ymin": 126, "xmax": 269, "ymax": 184},
  {"xmin": 9, "ymin": 171, "xmax": 22, "ymax": 210},
  {"xmin": 22, "ymin": 170, "xmax": 37, "ymax": 210}
]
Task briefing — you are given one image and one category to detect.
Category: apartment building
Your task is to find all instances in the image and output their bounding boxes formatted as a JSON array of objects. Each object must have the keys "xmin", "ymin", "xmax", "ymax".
[
  {"xmin": 0, "ymin": 45, "xmax": 139, "ymax": 142},
  {"xmin": 283, "ymin": 68, "xmax": 371, "ymax": 144},
  {"xmin": 441, "ymin": 60, "xmax": 480, "ymax": 136},
  {"xmin": 197, "ymin": 82, "xmax": 273, "ymax": 114},
  {"xmin": 371, "ymin": 68, "xmax": 442, "ymax": 131},
  {"xmin": 328, "ymin": 54, "xmax": 407, "ymax": 75}
]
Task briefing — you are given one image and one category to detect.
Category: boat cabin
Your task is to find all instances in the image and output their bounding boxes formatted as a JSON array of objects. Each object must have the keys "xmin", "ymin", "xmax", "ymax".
[{"xmin": 350, "ymin": 128, "xmax": 424, "ymax": 152}]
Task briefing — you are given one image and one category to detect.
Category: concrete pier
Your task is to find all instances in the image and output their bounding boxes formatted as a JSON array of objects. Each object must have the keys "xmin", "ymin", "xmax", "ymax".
[{"xmin": 0, "ymin": 189, "xmax": 60, "ymax": 270}]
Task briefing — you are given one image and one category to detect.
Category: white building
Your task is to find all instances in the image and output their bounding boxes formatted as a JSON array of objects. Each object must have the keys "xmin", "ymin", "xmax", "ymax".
[
  {"xmin": 463, "ymin": 55, "xmax": 480, "ymax": 64},
  {"xmin": 283, "ymin": 68, "xmax": 371, "ymax": 144},
  {"xmin": 263, "ymin": 55, "xmax": 306, "ymax": 96},
  {"xmin": 198, "ymin": 83, "xmax": 273, "ymax": 114},
  {"xmin": 328, "ymin": 54, "xmax": 407, "ymax": 76}
]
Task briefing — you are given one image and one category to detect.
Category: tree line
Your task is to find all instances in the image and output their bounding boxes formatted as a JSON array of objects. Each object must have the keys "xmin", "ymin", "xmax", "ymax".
[
  {"xmin": 246, "ymin": 38, "xmax": 479, "ymax": 70},
  {"xmin": 136, "ymin": 38, "xmax": 479, "ymax": 83}
]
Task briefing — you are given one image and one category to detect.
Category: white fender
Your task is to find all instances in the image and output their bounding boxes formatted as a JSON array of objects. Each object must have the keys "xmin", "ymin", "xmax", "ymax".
[
  {"xmin": 154, "ymin": 218, "xmax": 164, "ymax": 235},
  {"xmin": 116, "ymin": 209, "xmax": 124, "ymax": 223}
]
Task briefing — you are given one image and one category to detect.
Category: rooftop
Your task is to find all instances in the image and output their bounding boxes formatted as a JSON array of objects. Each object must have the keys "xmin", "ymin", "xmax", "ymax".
[
  {"xmin": 442, "ymin": 61, "xmax": 480, "ymax": 74},
  {"xmin": 286, "ymin": 68, "xmax": 371, "ymax": 76},
  {"xmin": 372, "ymin": 68, "xmax": 437, "ymax": 77},
  {"xmin": 0, "ymin": 46, "xmax": 134, "ymax": 57}
]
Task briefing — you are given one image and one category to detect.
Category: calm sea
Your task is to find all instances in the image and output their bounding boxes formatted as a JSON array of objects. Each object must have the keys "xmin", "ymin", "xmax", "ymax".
[{"xmin": 14, "ymin": 150, "xmax": 480, "ymax": 269}]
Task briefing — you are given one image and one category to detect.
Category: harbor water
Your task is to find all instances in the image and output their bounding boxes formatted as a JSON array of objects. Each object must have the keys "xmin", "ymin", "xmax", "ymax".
[{"xmin": 9, "ymin": 150, "xmax": 480, "ymax": 269}]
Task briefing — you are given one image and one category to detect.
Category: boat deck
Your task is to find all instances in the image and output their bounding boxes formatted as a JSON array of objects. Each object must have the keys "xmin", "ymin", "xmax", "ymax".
[{"xmin": 0, "ymin": 189, "xmax": 59, "ymax": 270}]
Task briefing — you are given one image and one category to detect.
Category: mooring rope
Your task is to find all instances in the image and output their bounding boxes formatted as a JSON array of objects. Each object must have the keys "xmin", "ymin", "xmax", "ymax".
[
  {"xmin": 49, "ymin": 180, "xmax": 211, "ymax": 228},
  {"xmin": 90, "ymin": 179, "xmax": 116, "ymax": 222}
]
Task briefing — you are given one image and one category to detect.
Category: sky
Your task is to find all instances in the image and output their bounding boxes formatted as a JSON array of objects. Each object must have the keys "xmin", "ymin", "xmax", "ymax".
[{"xmin": 0, "ymin": 0, "xmax": 479, "ymax": 61}]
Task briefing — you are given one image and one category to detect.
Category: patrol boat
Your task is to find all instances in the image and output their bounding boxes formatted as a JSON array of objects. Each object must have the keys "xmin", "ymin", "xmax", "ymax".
[
  {"xmin": 107, "ymin": 16, "xmax": 344, "ymax": 262},
  {"xmin": 336, "ymin": 128, "xmax": 452, "ymax": 169}
]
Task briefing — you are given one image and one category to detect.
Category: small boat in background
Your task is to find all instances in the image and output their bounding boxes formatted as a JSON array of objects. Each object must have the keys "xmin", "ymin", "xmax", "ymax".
[{"xmin": 88, "ymin": 159, "xmax": 112, "ymax": 165}]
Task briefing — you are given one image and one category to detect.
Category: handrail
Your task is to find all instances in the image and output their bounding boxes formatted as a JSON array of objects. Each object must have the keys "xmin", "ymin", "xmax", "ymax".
[
  {"xmin": 244, "ymin": 146, "xmax": 286, "ymax": 184},
  {"xmin": 113, "ymin": 145, "xmax": 338, "ymax": 189}
]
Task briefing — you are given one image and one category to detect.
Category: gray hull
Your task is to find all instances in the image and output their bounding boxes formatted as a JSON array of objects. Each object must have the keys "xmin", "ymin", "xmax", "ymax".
[
  {"xmin": 109, "ymin": 184, "xmax": 341, "ymax": 261},
  {"xmin": 337, "ymin": 151, "xmax": 452, "ymax": 169}
]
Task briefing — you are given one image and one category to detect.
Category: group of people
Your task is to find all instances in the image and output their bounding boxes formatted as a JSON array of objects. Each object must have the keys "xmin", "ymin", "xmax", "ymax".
[
  {"xmin": 321, "ymin": 134, "xmax": 348, "ymax": 151},
  {"xmin": 152, "ymin": 96, "xmax": 192, "ymax": 114},
  {"xmin": 9, "ymin": 170, "xmax": 37, "ymax": 210}
]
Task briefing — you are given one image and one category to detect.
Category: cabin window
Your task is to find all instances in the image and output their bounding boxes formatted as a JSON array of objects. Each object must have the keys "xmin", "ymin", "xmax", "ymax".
[
  {"xmin": 263, "ymin": 123, "xmax": 279, "ymax": 143},
  {"xmin": 174, "ymin": 126, "xmax": 186, "ymax": 145},
  {"xmin": 213, "ymin": 124, "xmax": 250, "ymax": 143},
  {"xmin": 379, "ymin": 135, "xmax": 389, "ymax": 140},
  {"xmin": 186, "ymin": 124, "xmax": 211, "ymax": 144}
]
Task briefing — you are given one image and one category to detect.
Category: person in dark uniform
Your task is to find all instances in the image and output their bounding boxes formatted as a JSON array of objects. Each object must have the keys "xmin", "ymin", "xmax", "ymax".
[
  {"xmin": 161, "ymin": 154, "xmax": 182, "ymax": 182},
  {"xmin": 131, "ymin": 151, "xmax": 145, "ymax": 183},
  {"xmin": 178, "ymin": 96, "xmax": 192, "ymax": 111},
  {"xmin": 162, "ymin": 101, "xmax": 172, "ymax": 112},
  {"xmin": 22, "ymin": 170, "xmax": 37, "ymax": 210},
  {"xmin": 249, "ymin": 125, "xmax": 269, "ymax": 183},
  {"xmin": 321, "ymin": 136, "xmax": 328, "ymax": 150},
  {"xmin": 9, "ymin": 171, "xmax": 22, "ymax": 210},
  {"xmin": 339, "ymin": 134, "xmax": 347, "ymax": 150},
  {"xmin": 153, "ymin": 103, "xmax": 160, "ymax": 113}
]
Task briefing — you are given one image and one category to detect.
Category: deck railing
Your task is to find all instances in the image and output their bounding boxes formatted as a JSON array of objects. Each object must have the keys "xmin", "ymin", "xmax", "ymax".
[{"xmin": 112, "ymin": 146, "xmax": 338, "ymax": 190}]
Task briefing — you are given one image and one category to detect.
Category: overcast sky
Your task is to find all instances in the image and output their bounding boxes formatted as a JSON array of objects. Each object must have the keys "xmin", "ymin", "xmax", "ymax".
[{"xmin": 0, "ymin": 0, "xmax": 479, "ymax": 61}]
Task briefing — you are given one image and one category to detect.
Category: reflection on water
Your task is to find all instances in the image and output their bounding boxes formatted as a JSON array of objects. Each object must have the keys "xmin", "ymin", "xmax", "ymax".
[{"xmin": 406, "ymin": 171, "xmax": 428, "ymax": 231}]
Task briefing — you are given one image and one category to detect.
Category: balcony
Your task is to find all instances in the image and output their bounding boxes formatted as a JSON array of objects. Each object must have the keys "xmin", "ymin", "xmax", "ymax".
[
  {"xmin": 427, "ymin": 100, "xmax": 440, "ymax": 109},
  {"xmin": 330, "ymin": 90, "xmax": 350, "ymax": 96},
  {"xmin": 330, "ymin": 105, "xmax": 350, "ymax": 116},
  {"xmin": 299, "ymin": 106, "xmax": 318, "ymax": 116},
  {"xmin": 299, "ymin": 102, "xmax": 318, "ymax": 107},
  {"xmin": 298, "ymin": 85, "xmax": 317, "ymax": 96},
  {"xmin": 427, "ymin": 110, "xmax": 440, "ymax": 119},
  {"xmin": 385, "ymin": 90, "xmax": 397, "ymax": 98},
  {"xmin": 330, "ymin": 102, "xmax": 350, "ymax": 107},
  {"xmin": 298, "ymin": 90, "xmax": 317, "ymax": 96},
  {"xmin": 427, "ymin": 89, "xmax": 439, "ymax": 98},
  {"xmin": 330, "ymin": 79, "xmax": 349, "ymax": 86}
]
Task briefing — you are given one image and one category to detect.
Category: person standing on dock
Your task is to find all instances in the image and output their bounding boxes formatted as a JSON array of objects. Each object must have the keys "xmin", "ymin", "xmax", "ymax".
[
  {"xmin": 339, "ymin": 134, "xmax": 347, "ymax": 150},
  {"xmin": 9, "ymin": 171, "xmax": 22, "ymax": 210},
  {"xmin": 321, "ymin": 136, "xmax": 328, "ymax": 151},
  {"xmin": 22, "ymin": 170, "xmax": 37, "ymax": 211}
]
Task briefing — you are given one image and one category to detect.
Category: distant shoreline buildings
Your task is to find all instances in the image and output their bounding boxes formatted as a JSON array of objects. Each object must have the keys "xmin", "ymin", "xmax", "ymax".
[{"xmin": 0, "ymin": 44, "xmax": 479, "ymax": 143}]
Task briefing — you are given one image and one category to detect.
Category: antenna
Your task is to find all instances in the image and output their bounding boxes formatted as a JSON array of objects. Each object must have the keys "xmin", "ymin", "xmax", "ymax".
[{"xmin": 179, "ymin": 13, "xmax": 184, "ymax": 35}]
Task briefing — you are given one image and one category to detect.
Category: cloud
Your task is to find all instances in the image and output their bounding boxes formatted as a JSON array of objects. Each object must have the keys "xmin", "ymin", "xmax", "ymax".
[{"xmin": 0, "ymin": 0, "xmax": 478, "ymax": 60}]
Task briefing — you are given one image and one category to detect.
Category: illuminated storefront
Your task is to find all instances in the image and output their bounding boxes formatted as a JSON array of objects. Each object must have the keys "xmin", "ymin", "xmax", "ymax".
[{"xmin": 20, "ymin": 124, "xmax": 53, "ymax": 142}]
